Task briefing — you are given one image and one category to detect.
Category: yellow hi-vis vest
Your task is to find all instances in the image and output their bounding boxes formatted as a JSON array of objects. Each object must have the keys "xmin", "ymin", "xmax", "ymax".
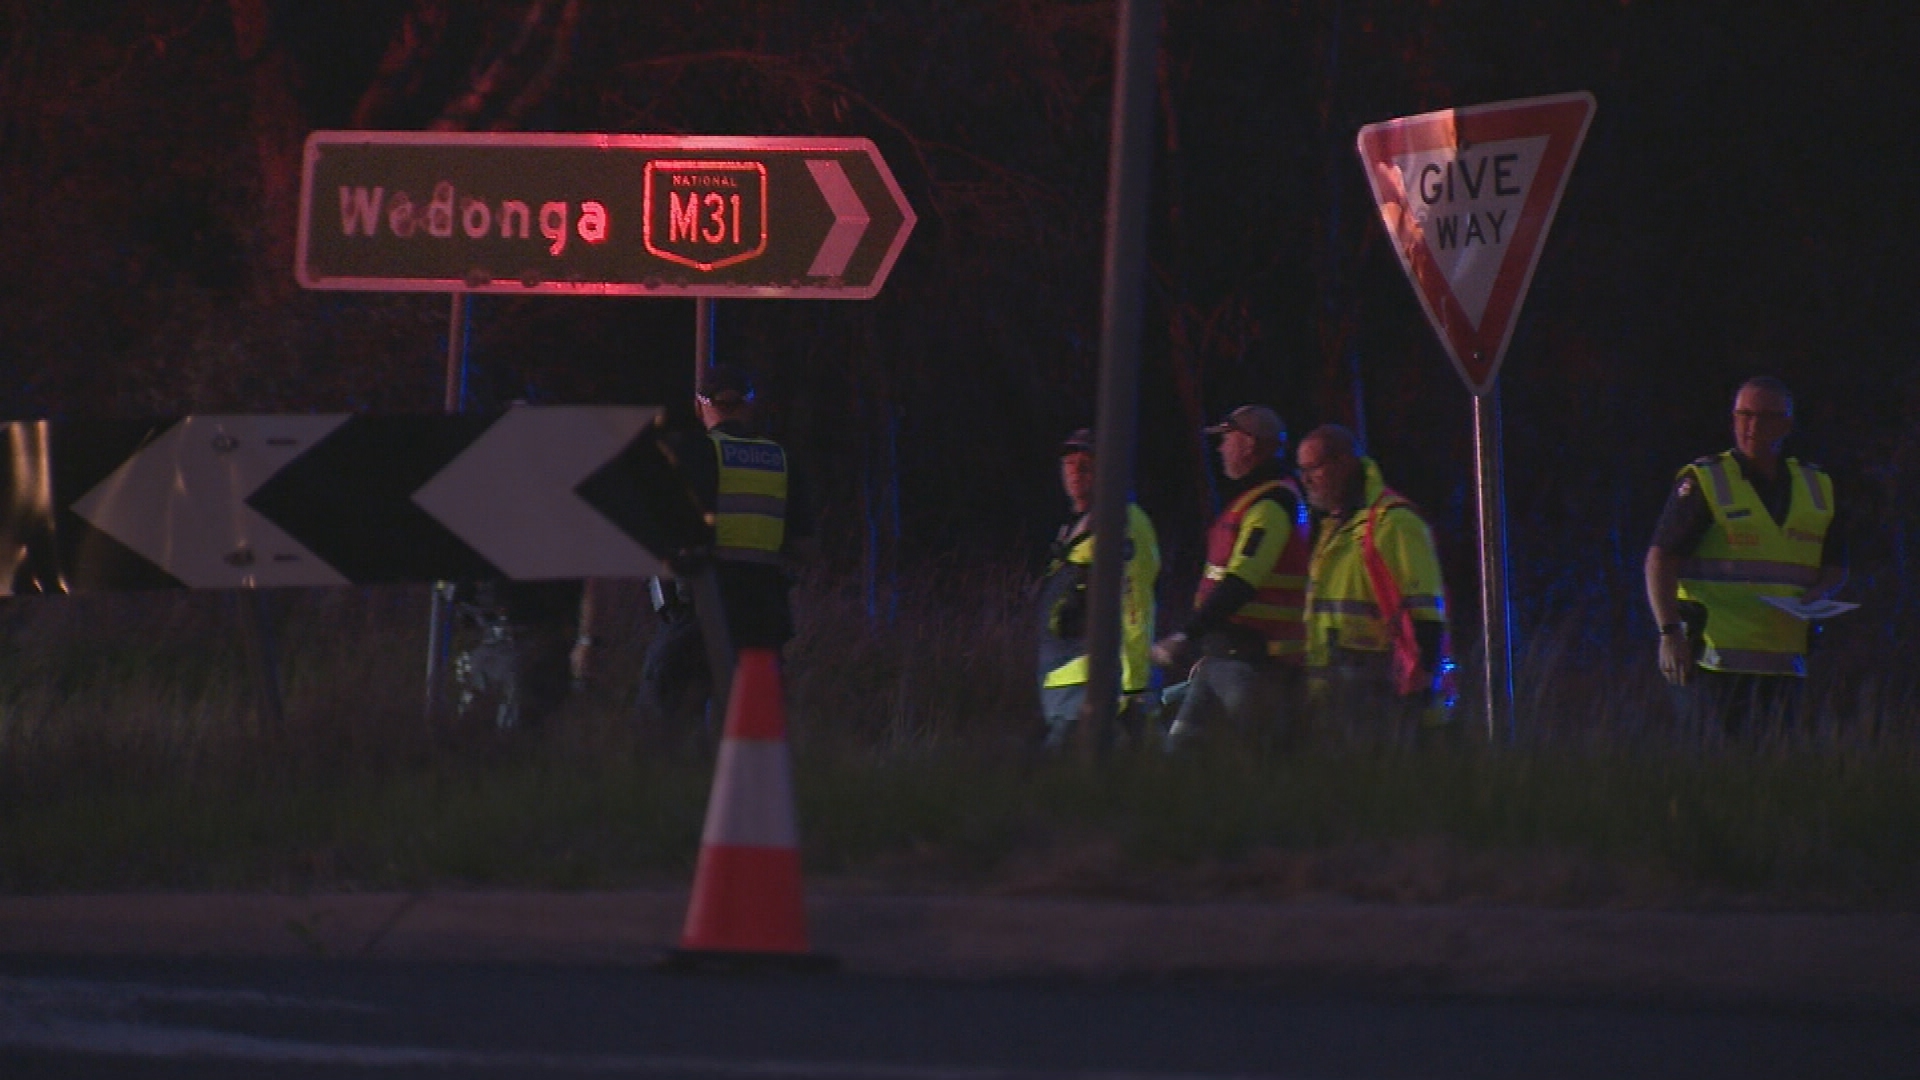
[
  {"xmin": 1305, "ymin": 457, "xmax": 1445, "ymax": 668},
  {"xmin": 710, "ymin": 431, "xmax": 788, "ymax": 564},
  {"xmin": 1675, "ymin": 451, "xmax": 1834, "ymax": 676},
  {"xmin": 1041, "ymin": 503, "xmax": 1160, "ymax": 693}
]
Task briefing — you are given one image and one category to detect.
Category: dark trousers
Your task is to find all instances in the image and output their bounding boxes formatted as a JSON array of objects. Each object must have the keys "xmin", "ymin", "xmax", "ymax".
[
  {"xmin": 640, "ymin": 611, "xmax": 714, "ymax": 739},
  {"xmin": 1670, "ymin": 668, "xmax": 1804, "ymax": 743},
  {"xmin": 1310, "ymin": 649, "xmax": 1448, "ymax": 749}
]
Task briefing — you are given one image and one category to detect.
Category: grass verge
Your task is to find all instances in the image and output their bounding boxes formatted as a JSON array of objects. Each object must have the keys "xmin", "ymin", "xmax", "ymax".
[
  {"xmin": 2, "ymin": 580, "xmax": 1917, "ymax": 911},
  {"xmin": 4, "ymin": 723, "xmax": 1917, "ymax": 911}
]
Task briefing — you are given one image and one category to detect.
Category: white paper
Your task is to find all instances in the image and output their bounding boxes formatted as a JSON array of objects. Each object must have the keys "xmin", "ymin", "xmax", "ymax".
[{"xmin": 1761, "ymin": 596, "xmax": 1861, "ymax": 621}]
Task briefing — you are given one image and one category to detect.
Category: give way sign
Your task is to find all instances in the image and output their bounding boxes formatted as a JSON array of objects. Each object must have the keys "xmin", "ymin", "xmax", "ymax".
[{"xmin": 1356, "ymin": 92, "xmax": 1594, "ymax": 395}]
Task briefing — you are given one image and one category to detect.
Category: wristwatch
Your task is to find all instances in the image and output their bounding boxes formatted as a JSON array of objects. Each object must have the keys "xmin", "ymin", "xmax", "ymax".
[{"xmin": 1658, "ymin": 622, "xmax": 1684, "ymax": 637}]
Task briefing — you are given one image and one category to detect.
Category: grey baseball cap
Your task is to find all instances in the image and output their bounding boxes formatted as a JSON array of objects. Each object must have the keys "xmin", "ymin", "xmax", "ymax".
[{"xmin": 1203, "ymin": 405, "xmax": 1286, "ymax": 444}]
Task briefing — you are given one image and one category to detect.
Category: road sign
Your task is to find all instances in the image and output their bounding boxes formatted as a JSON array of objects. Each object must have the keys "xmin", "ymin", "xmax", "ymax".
[
  {"xmin": 296, "ymin": 132, "xmax": 917, "ymax": 299},
  {"xmin": 1356, "ymin": 92, "xmax": 1594, "ymax": 395},
  {"xmin": 2, "ymin": 408, "xmax": 712, "ymax": 593}
]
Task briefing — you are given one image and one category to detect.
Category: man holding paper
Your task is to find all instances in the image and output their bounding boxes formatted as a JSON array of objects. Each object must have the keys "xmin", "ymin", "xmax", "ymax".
[{"xmin": 1644, "ymin": 376, "xmax": 1850, "ymax": 739}]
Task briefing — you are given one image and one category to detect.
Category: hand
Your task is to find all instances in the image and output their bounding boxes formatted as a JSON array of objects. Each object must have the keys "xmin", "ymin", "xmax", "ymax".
[
  {"xmin": 1399, "ymin": 667, "xmax": 1436, "ymax": 703},
  {"xmin": 1151, "ymin": 632, "xmax": 1190, "ymax": 671},
  {"xmin": 569, "ymin": 638, "xmax": 595, "ymax": 688},
  {"xmin": 1657, "ymin": 633, "xmax": 1693, "ymax": 686}
]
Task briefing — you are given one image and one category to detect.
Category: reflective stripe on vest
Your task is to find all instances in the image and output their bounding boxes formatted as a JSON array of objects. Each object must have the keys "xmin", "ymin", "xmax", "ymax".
[
  {"xmin": 1196, "ymin": 478, "xmax": 1309, "ymax": 660},
  {"xmin": 711, "ymin": 432, "xmax": 787, "ymax": 563},
  {"xmin": 1309, "ymin": 594, "xmax": 1443, "ymax": 618},
  {"xmin": 1674, "ymin": 452, "xmax": 1833, "ymax": 676}
]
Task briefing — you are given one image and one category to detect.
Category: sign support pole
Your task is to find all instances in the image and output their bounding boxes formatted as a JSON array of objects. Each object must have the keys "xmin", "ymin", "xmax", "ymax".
[
  {"xmin": 1078, "ymin": 0, "xmax": 1160, "ymax": 757},
  {"xmin": 1355, "ymin": 92, "xmax": 1595, "ymax": 747},
  {"xmin": 1471, "ymin": 381, "xmax": 1515, "ymax": 742},
  {"xmin": 689, "ymin": 296, "xmax": 736, "ymax": 725},
  {"xmin": 424, "ymin": 292, "xmax": 470, "ymax": 719}
]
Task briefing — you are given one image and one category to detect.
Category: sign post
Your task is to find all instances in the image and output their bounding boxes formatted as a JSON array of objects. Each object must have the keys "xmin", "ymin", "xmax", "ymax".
[
  {"xmin": 1078, "ymin": 0, "xmax": 1162, "ymax": 756},
  {"xmin": 1356, "ymin": 92, "xmax": 1594, "ymax": 741}
]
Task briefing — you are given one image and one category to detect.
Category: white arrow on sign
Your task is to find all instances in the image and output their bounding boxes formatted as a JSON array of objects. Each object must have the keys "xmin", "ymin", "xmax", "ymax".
[
  {"xmin": 805, "ymin": 158, "xmax": 872, "ymax": 278},
  {"xmin": 71, "ymin": 415, "xmax": 354, "ymax": 588},
  {"xmin": 410, "ymin": 405, "xmax": 666, "ymax": 581}
]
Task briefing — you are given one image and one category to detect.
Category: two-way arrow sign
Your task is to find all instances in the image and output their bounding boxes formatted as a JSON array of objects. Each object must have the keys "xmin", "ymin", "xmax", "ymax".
[
  {"xmin": 297, "ymin": 132, "xmax": 917, "ymax": 299},
  {"xmin": 8, "ymin": 408, "xmax": 709, "ymax": 592}
]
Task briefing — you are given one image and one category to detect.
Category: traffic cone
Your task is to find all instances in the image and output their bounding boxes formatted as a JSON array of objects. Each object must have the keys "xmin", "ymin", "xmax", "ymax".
[{"xmin": 665, "ymin": 647, "xmax": 834, "ymax": 972}]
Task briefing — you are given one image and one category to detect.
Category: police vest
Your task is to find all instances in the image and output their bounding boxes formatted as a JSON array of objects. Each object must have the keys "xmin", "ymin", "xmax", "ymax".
[
  {"xmin": 1306, "ymin": 490, "xmax": 1444, "ymax": 666},
  {"xmin": 1196, "ymin": 478, "xmax": 1309, "ymax": 662},
  {"xmin": 1676, "ymin": 452, "xmax": 1834, "ymax": 676},
  {"xmin": 710, "ymin": 431, "xmax": 788, "ymax": 564}
]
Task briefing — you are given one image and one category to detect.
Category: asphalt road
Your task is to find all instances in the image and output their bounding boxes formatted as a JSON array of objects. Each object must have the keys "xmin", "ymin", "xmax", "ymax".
[{"xmin": 5, "ymin": 955, "xmax": 1919, "ymax": 1079}]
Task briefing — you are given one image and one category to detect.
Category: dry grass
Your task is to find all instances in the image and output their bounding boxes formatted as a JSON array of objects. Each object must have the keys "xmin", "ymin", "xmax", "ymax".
[{"xmin": 1, "ymin": 565, "xmax": 1917, "ymax": 910}]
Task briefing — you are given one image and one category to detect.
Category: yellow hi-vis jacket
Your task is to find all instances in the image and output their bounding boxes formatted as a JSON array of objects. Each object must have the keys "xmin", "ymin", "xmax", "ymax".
[
  {"xmin": 1305, "ymin": 457, "xmax": 1445, "ymax": 667},
  {"xmin": 1040, "ymin": 503, "xmax": 1160, "ymax": 693},
  {"xmin": 710, "ymin": 431, "xmax": 788, "ymax": 563},
  {"xmin": 1675, "ymin": 451, "xmax": 1834, "ymax": 676}
]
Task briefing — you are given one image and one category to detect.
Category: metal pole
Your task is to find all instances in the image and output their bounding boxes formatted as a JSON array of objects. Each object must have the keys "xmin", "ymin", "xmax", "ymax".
[
  {"xmin": 690, "ymin": 296, "xmax": 735, "ymax": 722},
  {"xmin": 239, "ymin": 589, "xmax": 286, "ymax": 736},
  {"xmin": 443, "ymin": 292, "xmax": 468, "ymax": 414},
  {"xmin": 695, "ymin": 296, "xmax": 715, "ymax": 389},
  {"xmin": 1077, "ymin": 0, "xmax": 1161, "ymax": 756},
  {"xmin": 425, "ymin": 292, "xmax": 469, "ymax": 719},
  {"xmin": 1471, "ymin": 381, "xmax": 1515, "ymax": 742}
]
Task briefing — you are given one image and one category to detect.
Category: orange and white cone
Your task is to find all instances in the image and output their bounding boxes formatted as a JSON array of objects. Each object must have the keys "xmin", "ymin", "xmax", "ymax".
[{"xmin": 667, "ymin": 646, "xmax": 833, "ymax": 971}]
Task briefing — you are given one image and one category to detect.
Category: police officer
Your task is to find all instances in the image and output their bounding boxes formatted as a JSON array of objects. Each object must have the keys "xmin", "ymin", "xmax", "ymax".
[
  {"xmin": 1644, "ymin": 376, "xmax": 1849, "ymax": 740},
  {"xmin": 1297, "ymin": 424, "xmax": 1450, "ymax": 746},
  {"xmin": 1036, "ymin": 428, "xmax": 1161, "ymax": 749},
  {"xmin": 627, "ymin": 364, "xmax": 805, "ymax": 741},
  {"xmin": 1153, "ymin": 405, "xmax": 1310, "ymax": 750}
]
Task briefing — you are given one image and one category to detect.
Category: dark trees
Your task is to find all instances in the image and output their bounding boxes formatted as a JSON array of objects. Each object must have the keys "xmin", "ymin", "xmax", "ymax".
[{"xmin": 2, "ymin": 1, "xmax": 1914, "ymax": 645}]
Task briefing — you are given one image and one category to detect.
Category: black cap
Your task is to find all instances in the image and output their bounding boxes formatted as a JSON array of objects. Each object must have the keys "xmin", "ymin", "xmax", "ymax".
[
  {"xmin": 696, "ymin": 364, "xmax": 755, "ymax": 405},
  {"xmin": 1059, "ymin": 427, "xmax": 1096, "ymax": 455}
]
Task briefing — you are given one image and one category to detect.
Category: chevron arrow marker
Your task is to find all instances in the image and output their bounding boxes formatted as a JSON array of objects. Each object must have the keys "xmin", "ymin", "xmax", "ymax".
[
  {"xmin": 70, "ymin": 415, "xmax": 354, "ymax": 588},
  {"xmin": 805, "ymin": 158, "xmax": 872, "ymax": 278},
  {"xmin": 410, "ymin": 405, "xmax": 666, "ymax": 580}
]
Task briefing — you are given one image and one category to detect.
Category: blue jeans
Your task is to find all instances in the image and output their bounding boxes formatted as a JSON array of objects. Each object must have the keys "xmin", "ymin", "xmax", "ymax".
[{"xmin": 1163, "ymin": 658, "xmax": 1299, "ymax": 750}]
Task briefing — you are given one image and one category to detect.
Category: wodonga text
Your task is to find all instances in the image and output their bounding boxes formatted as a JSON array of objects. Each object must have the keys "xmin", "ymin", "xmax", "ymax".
[{"xmin": 338, "ymin": 182, "xmax": 609, "ymax": 256}]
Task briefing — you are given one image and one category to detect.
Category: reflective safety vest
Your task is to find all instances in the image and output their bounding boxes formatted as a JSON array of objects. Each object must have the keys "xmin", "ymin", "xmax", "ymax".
[
  {"xmin": 1196, "ymin": 478, "xmax": 1310, "ymax": 662},
  {"xmin": 710, "ymin": 431, "xmax": 788, "ymax": 564},
  {"xmin": 1305, "ymin": 459, "xmax": 1445, "ymax": 668},
  {"xmin": 1040, "ymin": 503, "xmax": 1160, "ymax": 693},
  {"xmin": 1676, "ymin": 452, "xmax": 1834, "ymax": 676}
]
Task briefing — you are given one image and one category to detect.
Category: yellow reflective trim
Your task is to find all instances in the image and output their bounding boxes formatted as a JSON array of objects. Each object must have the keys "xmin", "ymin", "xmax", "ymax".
[
  {"xmin": 715, "ymin": 513, "xmax": 784, "ymax": 554},
  {"xmin": 1239, "ymin": 601, "xmax": 1305, "ymax": 620}
]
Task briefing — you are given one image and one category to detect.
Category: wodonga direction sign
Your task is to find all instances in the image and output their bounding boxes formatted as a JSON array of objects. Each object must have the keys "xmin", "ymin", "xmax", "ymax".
[{"xmin": 296, "ymin": 132, "xmax": 917, "ymax": 299}]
